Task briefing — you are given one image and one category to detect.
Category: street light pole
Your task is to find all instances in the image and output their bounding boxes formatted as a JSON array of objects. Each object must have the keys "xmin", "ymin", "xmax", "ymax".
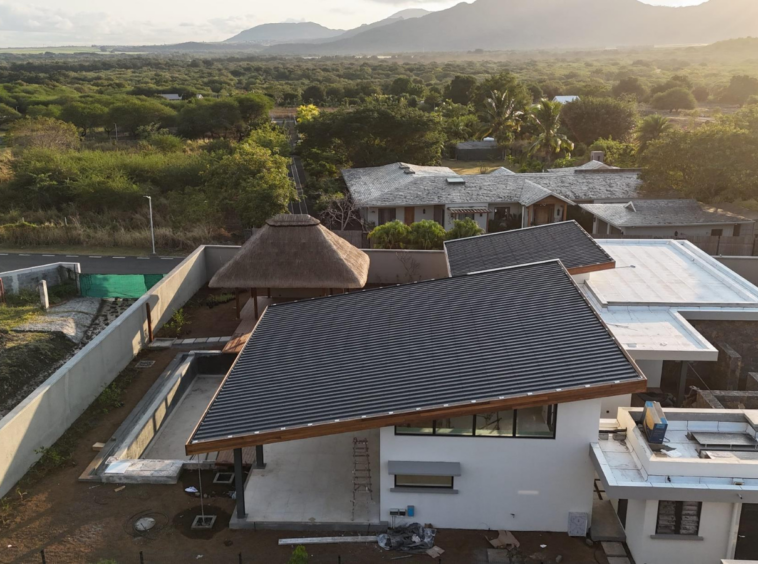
[{"xmin": 144, "ymin": 196, "xmax": 156, "ymax": 255}]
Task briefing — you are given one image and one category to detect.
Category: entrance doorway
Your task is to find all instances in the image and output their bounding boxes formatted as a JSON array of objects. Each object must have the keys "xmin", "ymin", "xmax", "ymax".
[
  {"xmin": 736, "ymin": 504, "xmax": 758, "ymax": 560},
  {"xmin": 534, "ymin": 205, "xmax": 554, "ymax": 226}
]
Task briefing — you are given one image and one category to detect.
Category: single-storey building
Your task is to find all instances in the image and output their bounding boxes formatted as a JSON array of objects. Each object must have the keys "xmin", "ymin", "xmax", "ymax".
[
  {"xmin": 593, "ymin": 407, "xmax": 758, "ymax": 563},
  {"xmin": 581, "ymin": 199, "xmax": 756, "ymax": 238},
  {"xmin": 455, "ymin": 139, "xmax": 505, "ymax": 161},
  {"xmin": 186, "ymin": 261, "xmax": 646, "ymax": 532}
]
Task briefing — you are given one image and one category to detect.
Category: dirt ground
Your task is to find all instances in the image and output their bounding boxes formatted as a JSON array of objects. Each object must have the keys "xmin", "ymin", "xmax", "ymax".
[{"xmin": 0, "ymin": 291, "xmax": 609, "ymax": 563}]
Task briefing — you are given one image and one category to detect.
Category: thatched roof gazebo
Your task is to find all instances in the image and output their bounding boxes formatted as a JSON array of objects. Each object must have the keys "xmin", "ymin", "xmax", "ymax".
[{"xmin": 210, "ymin": 214, "xmax": 370, "ymax": 319}]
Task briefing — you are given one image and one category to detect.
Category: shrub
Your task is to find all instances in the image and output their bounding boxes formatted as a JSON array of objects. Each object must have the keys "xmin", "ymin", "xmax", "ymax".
[
  {"xmin": 446, "ymin": 218, "xmax": 484, "ymax": 240},
  {"xmin": 368, "ymin": 220, "xmax": 411, "ymax": 249},
  {"xmin": 287, "ymin": 546, "xmax": 308, "ymax": 564},
  {"xmin": 650, "ymin": 87, "xmax": 697, "ymax": 112},
  {"xmin": 409, "ymin": 220, "xmax": 446, "ymax": 250}
]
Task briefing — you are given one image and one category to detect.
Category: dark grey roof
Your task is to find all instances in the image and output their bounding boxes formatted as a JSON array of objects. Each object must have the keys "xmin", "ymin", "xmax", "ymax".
[
  {"xmin": 444, "ymin": 221, "xmax": 615, "ymax": 277},
  {"xmin": 188, "ymin": 261, "xmax": 643, "ymax": 451},
  {"xmin": 519, "ymin": 171, "xmax": 642, "ymax": 202},
  {"xmin": 342, "ymin": 162, "xmax": 570, "ymax": 207},
  {"xmin": 580, "ymin": 200, "xmax": 755, "ymax": 228}
]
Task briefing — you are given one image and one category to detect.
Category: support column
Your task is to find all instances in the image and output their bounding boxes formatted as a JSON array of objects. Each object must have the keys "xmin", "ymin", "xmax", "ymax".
[
  {"xmin": 255, "ymin": 445, "xmax": 266, "ymax": 469},
  {"xmin": 250, "ymin": 288, "xmax": 259, "ymax": 320},
  {"xmin": 233, "ymin": 448, "xmax": 246, "ymax": 519},
  {"xmin": 235, "ymin": 289, "xmax": 240, "ymax": 320},
  {"xmin": 145, "ymin": 302, "xmax": 153, "ymax": 344},
  {"xmin": 678, "ymin": 361, "xmax": 689, "ymax": 407}
]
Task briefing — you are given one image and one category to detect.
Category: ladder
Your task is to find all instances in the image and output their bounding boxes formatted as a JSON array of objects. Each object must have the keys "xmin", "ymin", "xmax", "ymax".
[{"xmin": 351, "ymin": 437, "xmax": 373, "ymax": 521}]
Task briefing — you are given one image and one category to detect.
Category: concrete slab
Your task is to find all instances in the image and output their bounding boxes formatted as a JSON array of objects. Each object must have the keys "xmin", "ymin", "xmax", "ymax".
[
  {"xmin": 101, "ymin": 459, "xmax": 183, "ymax": 484},
  {"xmin": 487, "ymin": 549, "xmax": 511, "ymax": 563},
  {"xmin": 143, "ymin": 376, "xmax": 223, "ymax": 461},
  {"xmin": 591, "ymin": 500, "xmax": 626, "ymax": 542},
  {"xmin": 602, "ymin": 542, "xmax": 627, "ymax": 556},
  {"xmin": 237, "ymin": 430, "xmax": 381, "ymax": 527}
]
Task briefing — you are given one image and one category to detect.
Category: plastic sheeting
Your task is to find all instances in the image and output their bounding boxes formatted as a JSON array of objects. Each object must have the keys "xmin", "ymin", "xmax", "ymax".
[{"xmin": 80, "ymin": 274, "xmax": 163, "ymax": 298}]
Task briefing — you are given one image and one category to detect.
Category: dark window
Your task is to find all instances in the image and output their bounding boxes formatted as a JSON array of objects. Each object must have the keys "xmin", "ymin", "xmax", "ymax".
[
  {"xmin": 711, "ymin": 228, "xmax": 723, "ymax": 237},
  {"xmin": 378, "ymin": 208, "xmax": 397, "ymax": 225},
  {"xmin": 395, "ymin": 406, "xmax": 557, "ymax": 439},
  {"xmin": 734, "ymin": 224, "xmax": 742, "ymax": 237},
  {"xmin": 656, "ymin": 501, "xmax": 702, "ymax": 536},
  {"xmin": 394, "ymin": 474, "xmax": 453, "ymax": 489},
  {"xmin": 495, "ymin": 207, "xmax": 511, "ymax": 221}
]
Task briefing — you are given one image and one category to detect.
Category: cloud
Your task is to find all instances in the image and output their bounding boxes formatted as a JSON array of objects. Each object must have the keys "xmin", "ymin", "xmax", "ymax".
[{"xmin": 0, "ymin": 3, "xmax": 74, "ymax": 32}]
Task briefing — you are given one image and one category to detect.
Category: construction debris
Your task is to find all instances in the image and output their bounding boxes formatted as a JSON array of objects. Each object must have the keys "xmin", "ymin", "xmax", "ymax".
[
  {"xmin": 426, "ymin": 546, "xmax": 444, "ymax": 558},
  {"xmin": 278, "ymin": 536, "xmax": 378, "ymax": 546},
  {"xmin": 114, "ymin": 486, "xmax": 125, "ymax": 492},
  {"xmin": 378, "ymin": 523, "xmax": 437, "ymax": 553},
  {"xmin": 487, "ymin": 530, "xmax": 520, "ymax": 550},
  {"xmin": 92, "ymin": 442, "xmax": 105, "ymax": 452}
]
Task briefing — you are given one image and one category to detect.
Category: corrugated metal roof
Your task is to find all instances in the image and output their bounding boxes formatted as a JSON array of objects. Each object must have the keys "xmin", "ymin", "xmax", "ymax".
[
  {"xmin": 188, "ymin": 261, "xmax": 643, "ymax": 452},
  {"xmin": 444, "ymin": 221, "xmax": 615, "ymax": 277}
]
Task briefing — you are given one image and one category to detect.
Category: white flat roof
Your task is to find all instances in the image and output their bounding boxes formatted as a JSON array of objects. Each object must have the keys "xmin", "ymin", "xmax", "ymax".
[{"xmin": 580, "ymin": 240, "xmax": 758, "ymax": 360}]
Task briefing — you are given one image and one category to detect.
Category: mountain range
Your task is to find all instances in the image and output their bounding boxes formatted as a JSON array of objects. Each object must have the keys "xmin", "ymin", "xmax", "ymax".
[
  {"xmin": 263, "ymin": 0, "xmax": 758, "ymax": 54},
  {"xmin": 225, "ymin": 9, "xmax": 430, "ymax": 46}
]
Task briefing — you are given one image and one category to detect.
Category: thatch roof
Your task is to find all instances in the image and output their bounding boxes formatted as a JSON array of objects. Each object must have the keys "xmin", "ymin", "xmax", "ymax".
[{"xmin": 209, "ymin": 215, "xmax": 370, "ymax": 289}]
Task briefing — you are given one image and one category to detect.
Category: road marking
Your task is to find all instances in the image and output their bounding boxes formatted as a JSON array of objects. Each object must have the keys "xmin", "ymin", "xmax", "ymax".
[
  {"xmin": 113, "ymin": 257, "xmax": 126, "ymax": 259},
  {"xmin": 65, "ymin": 255, "xmax": 79, "ymax": 258},
  {"xmin": 89, "ymin": 256, "xmax": 102, "ymax": 258},
  {"xmin": 0, "ymin": 253, "xmax": 7, "ymax": 256},
  {"xmin": 137, "ymin": 257, "xmax": 149, "ymax": 260},
  {"xmin": 42, "ymin": 254, "xmax": 56, "ymax": 257},
  {"xmin": 19, "ymin": 254, "xmax": 29, "ymax": 256},
  {"xmin": 160, "ymin": 257, "xmax": 175, "ymax": 260}
]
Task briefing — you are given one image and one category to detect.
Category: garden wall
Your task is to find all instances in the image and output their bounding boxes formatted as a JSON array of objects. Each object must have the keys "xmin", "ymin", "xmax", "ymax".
[{"xmin": 0, "ymin": 263, "xmax": 80, "ymax": 295}]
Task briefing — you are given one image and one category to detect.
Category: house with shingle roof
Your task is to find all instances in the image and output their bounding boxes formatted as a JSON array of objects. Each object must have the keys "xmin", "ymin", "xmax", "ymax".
[{"xmin": 581, "ymin": 199, "xmax": 755, "ymax": 238}]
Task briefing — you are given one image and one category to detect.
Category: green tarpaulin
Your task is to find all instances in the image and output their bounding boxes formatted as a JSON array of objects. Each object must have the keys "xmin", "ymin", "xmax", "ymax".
[{"xmin": 80, "ymin": 274, "xmax": 164, "ymax": 299}]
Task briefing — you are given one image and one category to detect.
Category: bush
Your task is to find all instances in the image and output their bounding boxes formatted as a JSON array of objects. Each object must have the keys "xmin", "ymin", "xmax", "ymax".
[
  {"xmin": 588, "ymin": 138, "xmax": 637, "ymax": 168},
  {"xmin": 368, "ymin": 220, "xmax": 411, "ymax": 249},
  {"xmin": 650, "ymin": 87, "xmax": 697, "ymax": 112},
  {"xmin": 409, "ymin": 220, "xmax": 446, "ymax": 250},
  {"xmin": 287, "ymin": 546, "xmax": 308, "ymax": 564},
  {"xmin": 446, "ymin": 218, "xmax": 484, "ymax": 240}
]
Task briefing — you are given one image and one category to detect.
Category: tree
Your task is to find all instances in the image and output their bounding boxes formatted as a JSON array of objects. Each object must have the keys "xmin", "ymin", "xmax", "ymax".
[
  {"xmin": 202, "ymin": 142, "xmax": 297, "ymax": 227},
  {"xmin": 302, "ymin": 85, "xmax": 326, "ymax": 105},
  {"xmin": 177, "ymin": 99, "xmax": 244, "ymax": 139},
  {"xmin": 108, "ymin": 98, "xmax": 176, "ymax": 136},
  {"xmin": 637, "ymin": 114, "xmax": 672, "ymax": 153},
  {"xmin": 409, "ymin": 220, "xmax": 446, "ymax": 250},
  {"xmin": 298, "ymin": 105, "xmax": 445, "ymax": 178},
  {"xmin": 0, "ymin": 103, "xmax": 21, "ymax": 127},
  {"xmin": 560, "ymin": 97, "xmax": 638, "ymax": 144},
  {"xmin": 60, "ymin": 102, "xmax": 108, "ymax": 135},
  {"xmin": 528, "ymin": 100, "xmax": 574, "ymax": 164},
  {"xmin": 720, "ymin": 75, "xmax": 758, "ymax": 106},
  {"xmin": 368, "ymin": 220, "xmax": 411, "ymax": 249},
  {"xmin": 246, "ymin": 124, "xmax": 290, "ymax": 156},
  {"xmin": 692, "ymin": 85, "xmax": 710, "ymax": 103},
  {"xmin": 589, "ymin": 138, "xmax": 637, "ymax": 168},
  {"xmin": 474, "ymin": 72, "xmax": 530, "ymax": 111},
  {"xmin": 235, "ymin": 93, "xmax": 273, "ymax": 126},
  {"xmin": 444, "ymin": 75, "xmax": 477, "ymax": 105},
  {"xmin": 650, "ymin": 87, "xmax": 697, "ymax": 112},
  {"xmin": 479, "ymin": 90, "xmax": 525, "ymax": 145},
  {"xmin": 389, "ymin": 77, "xmax": 425, "ymax": 98},
  {"xmin": 7, "ymin": 118, "xmax": 80, "ymax": 152},
  {"xmin": 296, "ymin": 104, "xmax": 320, "ymax": 124},
  {"xmin": 318, "ymin": 193, "xmax": 362, "ymax": 231},
  {"xmin": 446, "ymin": 218, "xmax": 483, "ymax": 240},
  {"xmin": 612, "ymin": 77, "xmax": 648, "ymax": 101}
]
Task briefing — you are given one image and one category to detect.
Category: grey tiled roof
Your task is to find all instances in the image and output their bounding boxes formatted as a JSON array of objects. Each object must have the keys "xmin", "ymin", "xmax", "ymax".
[
  {"xmin": 444, "ymin": 221, "xmax": 615, "ymax": 277},
  {"xmin": 580, "ymin": 200, "xmax": 755, "ymax": 227},
  {"xmin": 188, "ymin": 261, "xmax": 644, "ymax": 448},
  {"xmin": 343, "ymin": 163, "xmax": 569, "ymax": 207},
  {"xmin": 520, "ymin": 172, "xmax": 642, "ymax": 202},
  {"xmin": 490, "ymin": 167, "xmax": 516, "ymax": 176},
  {"xmin": 547, "ymin": 161, "xmax": 618, "ymax": 174}
]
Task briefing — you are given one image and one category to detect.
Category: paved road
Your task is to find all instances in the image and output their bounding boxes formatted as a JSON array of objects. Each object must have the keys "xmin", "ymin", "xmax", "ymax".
[
  {"xmin": 0, "ymin": 252, "xmax": 184, "ymax": 274},
  {"xmin": 276, "ymin": 116, "xmax": 309, "ymax": 216}
]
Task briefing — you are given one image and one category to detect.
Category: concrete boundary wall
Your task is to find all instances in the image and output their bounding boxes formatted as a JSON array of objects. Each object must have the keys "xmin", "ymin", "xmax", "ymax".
[
  {"xmin": 0, "ymin": 263, "xmax": 80, "ymax": 294},
  {"xmin": 0, "ymin": 246, "xmax": 210, "ymax": 498},
  {"xmin": 717, "ymin": 256, "xmax": 758, "ymax": 288}
]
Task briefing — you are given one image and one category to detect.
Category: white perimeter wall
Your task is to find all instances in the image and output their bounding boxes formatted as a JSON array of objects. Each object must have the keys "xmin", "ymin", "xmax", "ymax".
[
  {"xmin": 379, "ymin": 399, "xmax": 601, "ymax": 531},
  {"xmin": 625, "ymin": 499, "xmax": 735, "ymax": 564},
  {"xmin": 622, "ymin": 225, "xmax": 744, "ymax": 238},
  {"xmin": 0, "ymin": 246, "xmax": 213, "ymax": 498}
]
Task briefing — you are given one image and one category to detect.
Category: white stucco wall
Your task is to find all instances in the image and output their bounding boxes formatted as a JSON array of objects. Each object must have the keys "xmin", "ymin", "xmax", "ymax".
[
  {"xmin": 622, "ymin": 225, "xmax": 744, "ymax": 238},
  {"xmin": 625, "ymin": 499, "xmax": 735, "ymax": 564},
  {"xmin": 379, "ymin": 399, "xmax": 601, "ymax": 531},
  {"xmin": 637, "ymin": 360, "xmax": 664, "ymax": 389}
]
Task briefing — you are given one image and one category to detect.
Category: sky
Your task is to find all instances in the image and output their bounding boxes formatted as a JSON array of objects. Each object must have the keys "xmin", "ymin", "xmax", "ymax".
[{"xmin": 0, "ymin": 0, "xmax": 706, "ymax": 48}]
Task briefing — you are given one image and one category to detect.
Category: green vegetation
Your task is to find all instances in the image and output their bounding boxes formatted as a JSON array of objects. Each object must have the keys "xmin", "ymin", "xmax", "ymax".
[
  {"xmin": 287, "ymin": 546, "xmax": 309, "ymax": 564},
  {"xmin": 368, "ymin": 217, "xmax": 484, "ymax": 250}
]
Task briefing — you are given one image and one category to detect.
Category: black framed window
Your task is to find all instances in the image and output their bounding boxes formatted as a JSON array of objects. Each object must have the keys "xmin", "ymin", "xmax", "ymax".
[
  {"xmin": 396, "ymin": 405, "xmax": 557, "ymax": 439},
  {"xmin": 394, "ymin": 474, "xmax": 454, "ymax": 489},
  {"xmin": 656, "ymin": 501, "xmax": 702, "ymax": 536}
]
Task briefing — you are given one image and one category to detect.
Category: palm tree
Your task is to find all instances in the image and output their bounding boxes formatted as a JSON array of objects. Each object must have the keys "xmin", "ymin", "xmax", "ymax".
[
  {"xmin": 637, "ymin": 114, "xmax": 672, "ymax": 153},
  {"xmin": 528, "ymin": 100, "xmax": 574, "ymax": 164},
  {"xmin": 479, "ymin": 90, "xmax": 524, "ymax": 144}
]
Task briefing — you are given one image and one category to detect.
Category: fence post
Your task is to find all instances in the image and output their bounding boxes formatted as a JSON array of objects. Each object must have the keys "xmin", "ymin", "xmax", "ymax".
[
  {"xmin": 145, "ymin": 302, "xmax": 153, "ymax": 344},
  {"xmin": 40, "ymin": 550, "xmax": 46, "ymax": 563},
  {"xmin": 0, "ymin": 278, "xmax": 5, "ymax": 306},
  {"xmin": 717, "ymin": 235, "xmax": 721, "ymax": 255},
  {"xmin": 140, "ymin": 550, "xmax": 144, "ymax": 563}
]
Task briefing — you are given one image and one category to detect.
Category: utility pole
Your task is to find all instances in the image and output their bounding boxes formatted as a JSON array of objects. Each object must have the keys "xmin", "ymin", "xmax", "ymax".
[
  {"xmin": 144, "ymin": 195, "xmax": 156, "ymax": 255},
  {"xmin": 114, "ymin": 123, "xmax": 118, "ymax": 143}
]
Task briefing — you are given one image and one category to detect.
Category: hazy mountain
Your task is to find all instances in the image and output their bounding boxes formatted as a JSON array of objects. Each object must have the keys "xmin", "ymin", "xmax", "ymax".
[
  {"xmin": 224, "ymin": 22, "xmax": 344, "ymax": 45},
  {"xmin": 267, "ymin": 0, "xmax": 758, "ymax": 55},
  {"xmin": 334, "ymin": 9, "xmax": 431, "ymax": 41}
]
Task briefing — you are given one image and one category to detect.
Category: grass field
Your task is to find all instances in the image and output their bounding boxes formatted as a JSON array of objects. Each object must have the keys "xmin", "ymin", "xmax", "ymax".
[
  {"xmin": 0, "ymin": 245, "xmax": 186, "ymax": 256},
  {"xmin": 0, "ymin": 46, "xmax": 103, "ymax": 55}
]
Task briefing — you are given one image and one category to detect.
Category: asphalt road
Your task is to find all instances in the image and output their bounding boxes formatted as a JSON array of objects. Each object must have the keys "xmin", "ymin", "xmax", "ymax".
[{"xmin": 0, "ymin": 252, "xmax": 184, "ymax": 274}]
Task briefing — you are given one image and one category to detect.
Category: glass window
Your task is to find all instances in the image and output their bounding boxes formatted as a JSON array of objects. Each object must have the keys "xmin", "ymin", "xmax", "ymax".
[
  {"xmin": 516, "ymin": 405, "xmax": 555, "ymax": 437},
  {"xmin": 435, "ymin": 415, "xmax": 474, "ymax": 436},
  {"xmin": 395, "ymin": 474, "xmax": 454, "ymax": 489},
  {"xmin": 656, "ymin": 501, "xmax": 702, "ymax": 536},
  {"xmin": 396, "ymin": 420, "xmax": 435, "ymax": 435},
  {"xmin": 475, "ymin": 411, "xmax": 515, "ymax": 437}
]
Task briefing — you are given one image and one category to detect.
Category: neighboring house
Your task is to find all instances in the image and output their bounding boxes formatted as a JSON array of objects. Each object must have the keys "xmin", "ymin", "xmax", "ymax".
[
  {"xmin": 158, "ymin": 93, "xmax": 203, "ymax": 101},
  {"xmin": 581, "ymin": 200, "xmax": 756, "ymax": 238},
  {"xmin": 553, "ymin": 95, "xmax": 580, "ymax": 104},
  {"xmin": 186, "ymin": 261, "xmax": 646, "ymax": 532},
  {"xmin": 547, "ymin": 160, "xmax": 618, "ymax": 174},
  {"xmin": 593, "ymin": 407, "xmax": 758, "ymax": 563},
  {"xmin": 455, "ymin": 139, "xmax": 504, "ymax": 161},
  {"xmin": 343, "ymin": 163, "xmax": 574, "ymax": 231}
]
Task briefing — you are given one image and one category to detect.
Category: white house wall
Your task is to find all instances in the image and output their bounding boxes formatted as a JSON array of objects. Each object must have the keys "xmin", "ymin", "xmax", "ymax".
[
  {"xmin": 625, "ymin": 499, "xmax": 735, "ymax": 564},
  {"xmin": 379, "ymin": 399, "xmax": 601, "ymax": 531},
  {"xmin": 622, "ymin": 225, "xmax": 746, "ymax": 238}
]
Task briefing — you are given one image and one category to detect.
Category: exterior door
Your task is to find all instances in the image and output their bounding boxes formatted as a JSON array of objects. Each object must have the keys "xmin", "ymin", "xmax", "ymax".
[
  {"xmin": 534, "ymin": 205, "xmax": 553, "ymax": 226},
  {"xmin": 404, "ymin": 207, "xmax": 415, "ymax": 226},
  {"xmin": 736, "ymin": 504, "xmax": 758, "ymax": 560}
]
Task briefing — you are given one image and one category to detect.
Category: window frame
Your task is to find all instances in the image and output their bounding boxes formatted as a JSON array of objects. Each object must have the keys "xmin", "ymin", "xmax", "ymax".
[
  {"xmin": 393, "ymin": 474, "xmax": 454, "ymax": 490},
  {"xmin": 395, "ymin": 405, "xmax": 558, "ymax": 440},
  {"xmin": 655, "ymin": 500, "xmax": 702, "ymax": 537}
]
